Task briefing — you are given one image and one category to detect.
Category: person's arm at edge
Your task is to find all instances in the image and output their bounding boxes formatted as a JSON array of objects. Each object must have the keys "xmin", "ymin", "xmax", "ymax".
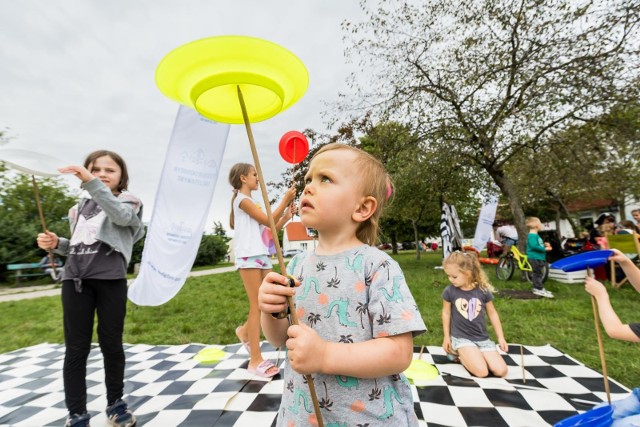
[
  {"xmin": 613, "ymin": 250, "xmax": 640, "ymax": 294},
  {"xmin": 586, "ymin": 276, "xmax": 640, "ymax": 342}
]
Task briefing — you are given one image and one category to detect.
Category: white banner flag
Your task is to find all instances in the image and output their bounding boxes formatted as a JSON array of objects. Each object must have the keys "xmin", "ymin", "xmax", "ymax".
[
  {"xmin": 128, "ymin": 106, "xmax": 229, "ymax": 306},
  {"xmin": 472, "ymin": 196, "xmax": 498, "ymax": 252}
]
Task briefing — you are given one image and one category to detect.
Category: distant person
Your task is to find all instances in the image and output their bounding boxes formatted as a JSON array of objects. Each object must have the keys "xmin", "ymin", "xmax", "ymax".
[
  {"xmin": 442, "ymin": 251, "xmax": 508, "ymax": 378},
  {"xmin": 38, "ymin": 255, "xmax": 64, "ymax": 282},
  {"xmin": 493, "ymin": 221, "xmax": 518, "ymax": 255},
  {"xmin": 616, "ymin": 219, "xmax": 639, "ymax": 235},
  {"xmin": 259, "ymin": 143, "xmax": 426, "ymax": 425},
  {"xmin": 229, "ymin": 162, "xmax": 295, "ymax": 378},
  {"xmin": 632, "ymin": 209, "xmax": 640, "ymax": 231},
  {"xmin": 36, "ymin": 150, "xmax": 144, "ymax": 427},
  {"xmin": 526, "ymin": 217, "xmax": 554, "ymax": 298},
  {"xmin": 589, "ymin": 212, "xmax": 616, "ymax": 247},
  {"xmin": 486, "ymin": 239, "xmax": 503, "ymax": 258},
  {"xmin": 585, "ymin": 249, "xmax": 640, "ymax": 343}
]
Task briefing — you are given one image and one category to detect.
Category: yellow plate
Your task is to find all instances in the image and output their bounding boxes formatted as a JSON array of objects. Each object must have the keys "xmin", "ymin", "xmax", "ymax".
[
  {"xmin": 156, "ymin": 36, "xmax": 308, "ymax": 124},
  {"xmin": 193, "ymin": 347, "xmax": 227, "ymax": 364},
  {"xmin": 404, "ymin": 359, "xmax": 439, "ymax": 383}
]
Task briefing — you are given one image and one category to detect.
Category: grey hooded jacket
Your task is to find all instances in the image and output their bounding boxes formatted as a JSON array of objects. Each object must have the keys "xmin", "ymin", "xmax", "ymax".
[{"xmin": 54, "ymin": 178, "xmax": 145, "ymax": 265}]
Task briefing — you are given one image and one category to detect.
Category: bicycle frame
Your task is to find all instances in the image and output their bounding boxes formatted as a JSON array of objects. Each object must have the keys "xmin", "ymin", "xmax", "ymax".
[{"xmin": 508, "ymin": 246, "xmax": 532, "ymax": 272}]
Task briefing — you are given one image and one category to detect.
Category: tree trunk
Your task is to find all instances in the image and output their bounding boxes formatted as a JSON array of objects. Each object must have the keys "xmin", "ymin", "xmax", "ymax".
[
  {"xmin": 412, "ymin": 218, "xmax": 421, "ymax": 260},
  {"xmin": 391, "ymin": 232, "xmax": 398, "ymax": 255},
  {"xmin": 486, "ymin": 168, "xmax": 529, "ymax": 281},
  {"xmin": 618, "ymin": 197, "xmax": 626, "ymax": 220},
  {"xmin": 554, "ymin": 209, "xmax": 562, "ymax": 240},
  {"xmin": 486, "ymin": 167, "xmax": 527, "ymax": 252}
]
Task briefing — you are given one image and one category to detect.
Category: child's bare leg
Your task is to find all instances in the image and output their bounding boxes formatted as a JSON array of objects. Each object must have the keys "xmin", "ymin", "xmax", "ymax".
[
  {"xmin": 239, "ymin": 268, "xmax": 268, "ymax": 369},
  {"xmin": 482, "ymin": 351, "xmax": 508, "ymax": 378},
  {"xmin": 457, "ymin": 346, "xmax": 489, "ymax": 377}
]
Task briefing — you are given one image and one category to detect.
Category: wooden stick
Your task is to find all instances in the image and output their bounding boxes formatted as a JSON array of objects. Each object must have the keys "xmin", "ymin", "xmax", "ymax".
[
  {"xmin": 586, "ymin": 267, "xmax": 611, "ymax": 403},
  {"xmin": 237, "ymin": 86, "xmax": 323, "ymax": 427},
  {"xmin": 520, "ymin": 344, "xmax": 526, "ymax": 384},
  {"xmin": 31, "ymin": 175, "xmax": 57, "ymax": 277},
  {"xmin": 418, "ymin": 345, "xmax": 424, "ymax": 360}
]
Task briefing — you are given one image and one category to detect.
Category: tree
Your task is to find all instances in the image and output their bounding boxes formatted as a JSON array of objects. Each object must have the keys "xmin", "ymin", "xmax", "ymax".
[
  {"xmin": 341, "ymin": 0, "xmax": 640, "ymax": 249},
  {"xmin": 194, "ymin": 234, "xmax": 229, "ymax": 266},
  {"xmin": 506, "ymin": 100, "xmax": 640, "ymax": 236},
  {"xmin": 212, "ymin": 221, "xmax": 228, "ymax": 238},
  {"xmin": 193, "ymin": 223, "xmax": 230, "ymax": 267},
  {"xmin": 0, "ymin": 172, "xmax": 78, "ymax": 281}
]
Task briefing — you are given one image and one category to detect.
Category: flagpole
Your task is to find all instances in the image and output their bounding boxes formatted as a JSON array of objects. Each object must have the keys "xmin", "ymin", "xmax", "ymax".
[
  {"xmin": 31, "ymin": 175, "xmax": 57, "ymax": 277},
  {"xmin": 237, "ymin": 86, "xmax": 324, "ymax": 427}
]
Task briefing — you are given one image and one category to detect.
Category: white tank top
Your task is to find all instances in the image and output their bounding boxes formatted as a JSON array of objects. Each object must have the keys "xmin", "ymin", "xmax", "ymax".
[{"xmin": 233, "ymin": 193, "xmax": 271, "ymax": 258}]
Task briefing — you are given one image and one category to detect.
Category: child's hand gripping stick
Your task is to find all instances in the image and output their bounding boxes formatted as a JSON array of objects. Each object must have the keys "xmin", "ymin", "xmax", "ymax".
[{"xmin": 271, "ymin": 275, "xmax": 297, "ymax": 320}]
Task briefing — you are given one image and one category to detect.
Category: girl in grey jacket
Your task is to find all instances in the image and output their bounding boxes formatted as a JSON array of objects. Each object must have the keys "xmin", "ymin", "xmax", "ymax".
[{"xmin": 37, "ymin": 150, "xmax": 144, "ymax": 427}]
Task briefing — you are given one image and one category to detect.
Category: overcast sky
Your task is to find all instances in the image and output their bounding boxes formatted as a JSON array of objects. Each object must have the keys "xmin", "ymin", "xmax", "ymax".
[{"xmin": 0, "ymin": 1, "xmax": 364, "ymax": 233}]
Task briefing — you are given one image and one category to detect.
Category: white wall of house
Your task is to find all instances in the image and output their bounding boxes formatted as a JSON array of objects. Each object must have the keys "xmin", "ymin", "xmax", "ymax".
[
  {"xmin": 283, "ymin": 240, "xmax": 316, "ymax": 252},
  {"xmin": 283, "ymin": 234, "xmax": 316, "ymax": 252}
]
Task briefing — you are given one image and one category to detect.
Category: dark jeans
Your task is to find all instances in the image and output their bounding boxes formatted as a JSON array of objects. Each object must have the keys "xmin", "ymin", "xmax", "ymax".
[
  {"xmin": 62, "ymin": 278, "xmax": 127, "ymax": 414},
  {"xmin": 530, "ymin": 259, "xmax": 546, "ymax": 290}
]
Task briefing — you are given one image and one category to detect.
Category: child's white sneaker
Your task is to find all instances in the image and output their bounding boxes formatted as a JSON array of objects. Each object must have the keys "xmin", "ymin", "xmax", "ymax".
[{"xmin": 532, "ymin": 288, "xmax": 554, "ymax": 298}]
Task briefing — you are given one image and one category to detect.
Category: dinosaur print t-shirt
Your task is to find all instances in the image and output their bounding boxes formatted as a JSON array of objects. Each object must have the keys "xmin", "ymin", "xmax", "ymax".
[
  {"xmin": 442, "ymin": 285, "xmax": 494, "ymax": 341},
  {"xmin": 280, "ymin": 244, "xmax": 426, "ymax": 426}
]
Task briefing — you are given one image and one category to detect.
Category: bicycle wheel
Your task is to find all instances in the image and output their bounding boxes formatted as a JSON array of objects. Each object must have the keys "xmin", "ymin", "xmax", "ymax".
[
  {"xmin": 496, "ymin": 256, "xmax": 515, "ymax": 280},
  {"xmin": 542, "ymin": 263, "xmax": 549, "ymax": 282},
  {"xmin": 524, "ymin": 263, "xmax": 550, "ymax": 284},
  {"xmin": 524, "ymin": 270, "xmax": 533, "ymax": 283}
]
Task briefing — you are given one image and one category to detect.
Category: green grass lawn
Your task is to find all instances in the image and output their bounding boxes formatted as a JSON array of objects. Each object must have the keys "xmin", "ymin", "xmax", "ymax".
[{"xmin": 0, "ymin": 252, "xmax": 638, "ymax": 388}]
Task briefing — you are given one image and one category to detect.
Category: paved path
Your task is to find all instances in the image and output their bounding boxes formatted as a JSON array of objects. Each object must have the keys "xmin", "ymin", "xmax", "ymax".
[{"xmin": 0, "ymin": 266, "xmax": 236, "ymax": 303}]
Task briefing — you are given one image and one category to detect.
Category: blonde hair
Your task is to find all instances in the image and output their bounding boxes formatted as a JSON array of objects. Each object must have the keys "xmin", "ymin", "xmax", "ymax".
[
  {"xmin": 443, "ymin": 251, "xmax": 495, "ymax": 293},
  {"xmin": 228, "ymin": 163, "xmax": 254, "ymax": 230},
  {"xmin": 525, "ymin": 216, "xmax": 542, "ymax": 231},
  {"xmin": 311, "ymin": 143, "xmax": 390, "ymax": 246}
]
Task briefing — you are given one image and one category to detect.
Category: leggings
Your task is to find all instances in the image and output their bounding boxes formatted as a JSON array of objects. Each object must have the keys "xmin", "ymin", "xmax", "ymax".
[{"xmin": 61, "ymin": 278, "xmax": 127, "ymax": 414}]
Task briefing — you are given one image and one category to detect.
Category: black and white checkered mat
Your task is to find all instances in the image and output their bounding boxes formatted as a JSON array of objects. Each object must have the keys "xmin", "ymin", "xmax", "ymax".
[{"xmin": 0, "ymin": 342, "xmax": 630, "ymax": 426}]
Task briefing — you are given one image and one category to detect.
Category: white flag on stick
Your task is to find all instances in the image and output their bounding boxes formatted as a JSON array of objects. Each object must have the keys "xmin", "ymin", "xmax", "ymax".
[{"xmin": 128, "ymin": 106, "xmax": 229, "ymax": 306}]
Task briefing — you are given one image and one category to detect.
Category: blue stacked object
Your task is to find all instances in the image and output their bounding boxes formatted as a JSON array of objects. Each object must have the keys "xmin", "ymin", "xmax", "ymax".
[
  {"xmin": 553, "ymin": 405, "xmax": 612, "ymax": 427},
  {"xmin": 554, "ymin": 388, "xmax": 640, "ymax": 427},
  {"xmin": 550, "ymin": 250, "xmax": 614, "ymax": 272}
]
